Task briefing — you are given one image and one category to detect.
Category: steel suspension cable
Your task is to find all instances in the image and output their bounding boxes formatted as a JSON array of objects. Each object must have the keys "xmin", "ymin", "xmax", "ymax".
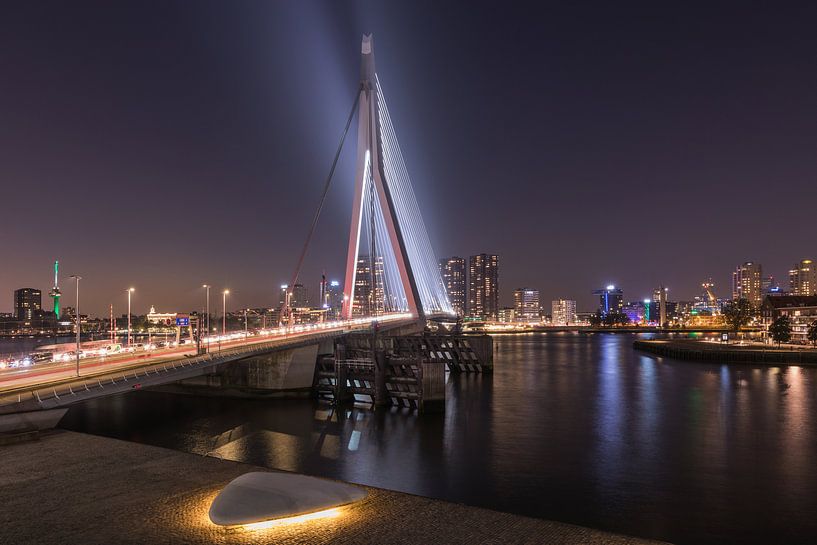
[{"xmin": 288, "ymin": 89, "xmax": 362, "ymax": 291}]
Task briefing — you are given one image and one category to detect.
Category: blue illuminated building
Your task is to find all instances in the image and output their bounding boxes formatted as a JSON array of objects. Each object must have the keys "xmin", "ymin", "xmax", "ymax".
[{"xmin": 593, "ymin": 285, "xmax": 624, "ymax": 316}]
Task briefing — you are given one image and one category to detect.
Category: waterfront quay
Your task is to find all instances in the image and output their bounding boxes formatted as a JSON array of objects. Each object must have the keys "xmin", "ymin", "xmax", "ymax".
[
  {"xmin": 634, "ymin": 338, "xmax": 817, "ymax": 365},
  {"xmin": 0, "ymin": 431, "xmax": 667, "ymax": 545}
]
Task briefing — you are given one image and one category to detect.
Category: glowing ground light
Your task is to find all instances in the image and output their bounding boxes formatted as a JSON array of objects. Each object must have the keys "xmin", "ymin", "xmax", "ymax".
[
  {"xmin": 208, "ymin": 472, "xmax": 367, "ymax": 529},
  {"xmin": 241, "ymin": 508, "xmax": 342, "ymax": 531}
]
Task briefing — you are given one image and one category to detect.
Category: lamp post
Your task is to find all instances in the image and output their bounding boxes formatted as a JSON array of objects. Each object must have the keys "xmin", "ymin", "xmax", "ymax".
[
  {"xmin": 202, "ymin": 284, "xmax": 210, "ymax": 352},
  {"xmin": 126, "ymin": 287, "xmax": 135, "ymax": 347},
  {"xmin": 222, "ymin": 290, "xmax": 229, "ymax": 336},
  {"xmin": 69, "ymin": 275, "xmax": 82, "ymax": 377}
]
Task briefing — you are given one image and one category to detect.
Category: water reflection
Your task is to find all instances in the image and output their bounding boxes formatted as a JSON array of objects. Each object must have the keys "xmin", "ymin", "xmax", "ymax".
[{"xmin": 61, "ymin": 333, "xmax": 817, "ymax": 545}]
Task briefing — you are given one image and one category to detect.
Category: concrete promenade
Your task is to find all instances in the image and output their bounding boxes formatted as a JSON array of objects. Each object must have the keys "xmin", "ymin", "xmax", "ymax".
[{"xmin": 0, "ymin": 431, "xmax": 669, "ymax": 544}]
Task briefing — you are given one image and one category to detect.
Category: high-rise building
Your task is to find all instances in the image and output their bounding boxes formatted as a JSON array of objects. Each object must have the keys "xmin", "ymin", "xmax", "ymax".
[
  {"xmin": 439, "ymin": 257, "xmax": 467, "ymax": 317},
  {"xmin": 732, "ymin": 261, "xmax": 763, "ymax": 307},
  {"xmin": 468, "ymin": 254, "xmax": 499, "ymax": 321},
  {"xmin": 593, "ymin": 285, "xmax": 623, "ymax": 316},
  {"xmin": 789, "ymin": 259, "xmax": 816, "ymax": 296},
  {"xmin": 551, "ymin": 299, "xmax": 577, "ymax": 326},
  {"xmin": 513, "ymin": 288, "xmax": 540, "ymax": 323},
  {"xmin": 353, "ymin": 255, "xmax": 385, "ymax": 316},
  {"xmin": 325, "ymin": 280, "xmax": 343, "ymax": 318},
  {"xmin": 290, "ymin": 283, "xmax": 309, "ymax": 309},
  {"xmin": 278, "ymin": 285, "xmax": 288, "ymax": 308},
  {"xmin": 653, "ymin": 285, "xmax": 669, "ymax": 325},
  {"xmin": 14, "ymin": 288, "xmax": 42, "ymax": 321}
]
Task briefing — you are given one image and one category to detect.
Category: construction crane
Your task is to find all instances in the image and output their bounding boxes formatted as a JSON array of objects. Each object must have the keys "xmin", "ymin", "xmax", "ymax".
[{"xmin": 702, "ymin": 280, "xmax": 718, "ymax": 306}]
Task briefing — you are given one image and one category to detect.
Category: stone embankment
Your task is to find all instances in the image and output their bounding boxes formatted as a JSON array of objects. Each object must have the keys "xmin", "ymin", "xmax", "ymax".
[{"xmin": 0, "ymin": 430, "xmax": 670, "ymax": 545}]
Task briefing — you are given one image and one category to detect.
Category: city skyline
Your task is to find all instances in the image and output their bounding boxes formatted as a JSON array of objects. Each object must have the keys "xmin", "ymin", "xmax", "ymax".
[
  {"xmin": 4, "ymin": 6, "xmax": 817, "ymax": 544},
  {"xmin": 4, "ymin": 253, "xmax": 815, "ymax": 318},
  {"xmin": 2, "ymin": 2, "xmax": 815, "ymax": 315}
]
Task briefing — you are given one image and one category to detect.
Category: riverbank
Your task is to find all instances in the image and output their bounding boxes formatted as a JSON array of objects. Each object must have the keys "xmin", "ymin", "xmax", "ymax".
[
  {"xmin": 634, "ymin": 339, "xmax": 817, "ymax": 365},
  {"xmin": 0, "ymin": 430, "xmax": 668, "ymax": 544}
]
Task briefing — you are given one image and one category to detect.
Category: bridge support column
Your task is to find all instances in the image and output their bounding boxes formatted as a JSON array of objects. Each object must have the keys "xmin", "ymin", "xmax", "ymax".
[
  {"xmin": 374, "ymin": 348, "xmax": 388, "ymax": 407},
  {"xmin": 0, "ymin": 408, "xmax": 68, "ymax": 434},
  {"xmin": 167, "ymin": 343, "xmax": 322, "ymax": 397},
  {"xmin": 420, "ymin": 361, "xmax": 445, "ymax": 412},
  {"xmin": 333, "ymin": 343, "xmax": 354, "ymax": 404}
]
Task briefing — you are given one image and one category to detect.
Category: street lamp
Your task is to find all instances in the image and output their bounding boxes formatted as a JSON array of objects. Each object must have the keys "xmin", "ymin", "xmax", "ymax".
[
  {"xmin": 222, "ymin": 290, "xmax": 230, "ymax": 336},
  {"xmin": 69, "ymin": 275, "xmax": 82, "ymax": 377},
  {"xmin": 126, "ymin": 287, "xmax": 135, "ymax": 347},
  {"xmin": 202, "ymin": 284, "xmax": 211, "ymax": 351}
]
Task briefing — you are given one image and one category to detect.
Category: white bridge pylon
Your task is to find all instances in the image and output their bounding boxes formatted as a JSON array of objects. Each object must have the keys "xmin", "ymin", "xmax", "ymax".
[{"xmin": 342, "ymin": 35, "xmax": 453, "ymax": 321}]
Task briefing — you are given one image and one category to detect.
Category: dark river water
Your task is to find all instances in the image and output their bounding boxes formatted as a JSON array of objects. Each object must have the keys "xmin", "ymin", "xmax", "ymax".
[{"xmin": 59, "ymin": 333, "xmax": 817, "ymax": 545}]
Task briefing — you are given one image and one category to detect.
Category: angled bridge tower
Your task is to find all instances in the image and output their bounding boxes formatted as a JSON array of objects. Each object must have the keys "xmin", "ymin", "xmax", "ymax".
[{"xmin": 343, "ymin": 35, "xmax": 453, "ymax": 321}]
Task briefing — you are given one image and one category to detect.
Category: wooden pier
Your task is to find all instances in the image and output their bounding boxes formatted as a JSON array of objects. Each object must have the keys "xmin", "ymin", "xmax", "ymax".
[{"xmin": 313, "ymin": 334, "xmax": 492, "ymax": 411}]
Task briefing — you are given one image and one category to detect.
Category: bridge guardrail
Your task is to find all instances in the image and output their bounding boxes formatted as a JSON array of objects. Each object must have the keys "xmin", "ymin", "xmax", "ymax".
[{"xmin": 0, "ymin": 327, "xmax": 361, "ymax": 414}]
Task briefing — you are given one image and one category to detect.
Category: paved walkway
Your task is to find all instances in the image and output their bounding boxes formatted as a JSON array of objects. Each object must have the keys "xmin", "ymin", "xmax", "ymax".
[{"xmin": 0, "ymin": 431, "xmax": 669, "ymax": 544}]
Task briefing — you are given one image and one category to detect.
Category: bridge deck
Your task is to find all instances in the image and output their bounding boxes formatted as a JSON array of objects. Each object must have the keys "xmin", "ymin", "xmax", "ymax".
[{"xmin": 0, "ymin": 317, "xmax": 417, "ymax": 416}]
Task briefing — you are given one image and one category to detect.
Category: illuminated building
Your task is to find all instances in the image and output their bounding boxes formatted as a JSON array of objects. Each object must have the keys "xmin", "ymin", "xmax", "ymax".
[
  {"xmin": 513, "ymin": 288, "xmax": 540, "ymax": 323},
  {"xmin": 761, "ymin": 296, "xmax": 817, "ymax": 343},
  {"xmin": 14, "ymin": 288, "xmax": 42, "ymax": 321},
  {"xmin": 439, "ymin": 257, "xmax": 466, "ymax": 317},
  {"xmin": 468, "ymin": 254, "xmax": 499, "ymax": 321},
  {"xmin": 653, "ymin": 285, "xmax": 668, "ymax": 325},
  {"xmin": 146, "ymin": 306, "xmax": 176, "ymax": 325},
  {"xmin": 789, "ymin": 259, "xmax": 816, "ymax": 296},
  {"xmin": 593, "ymin": 285, "xmax": 623, "ymax": 316},
  {"xmin": 325, "ymin": 280, "xmax": 343, "ymax": 318},
  {"xmin": 290, "ymin": 283, "xmax": 309, "ymax": 309},
  {"xmin": 353, "ymin": 255, "xmax": 385, "ymax": 316},
  {"xmin": 732, "ymin": 261, "xmax": 763, "ymax": 307},
  {"xmin": 551, "ymin": 299, "xmax": 577, "ymax": 325},
  {"xmin": 622, "ymin": 301, "xmax": 646, "ymax": 324},
  {"xmin": 498, "ymin": 307, "xmax": 515, "ymax": 323}
]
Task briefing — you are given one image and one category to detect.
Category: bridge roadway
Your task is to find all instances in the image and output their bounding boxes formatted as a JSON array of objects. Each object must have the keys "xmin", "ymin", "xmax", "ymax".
[{"xmin": 0, "ymin": 314, "xmax": 416, "ymax": 429}]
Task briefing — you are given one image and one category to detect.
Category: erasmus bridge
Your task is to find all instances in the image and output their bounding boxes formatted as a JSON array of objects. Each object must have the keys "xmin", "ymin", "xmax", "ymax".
[{"xmin": 0, "ymin": 36, "xmax": 489, "ymax": 431}]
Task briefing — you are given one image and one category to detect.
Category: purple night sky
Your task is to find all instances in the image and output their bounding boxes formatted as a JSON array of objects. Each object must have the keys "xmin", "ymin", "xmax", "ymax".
[{"xmin": 1, "ymin": 1, "xmax": 815, "ymax": 315}]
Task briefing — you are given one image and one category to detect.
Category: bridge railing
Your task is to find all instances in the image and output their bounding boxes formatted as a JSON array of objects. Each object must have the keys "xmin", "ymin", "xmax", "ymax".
[{"xmin": 0, "ymin": 325, "xmax": 384, "ymax": 414}]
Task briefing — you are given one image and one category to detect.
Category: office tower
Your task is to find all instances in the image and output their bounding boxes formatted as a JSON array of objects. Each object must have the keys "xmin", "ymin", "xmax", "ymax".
[
  {"xmin": 789, "ymin": 259, "xmax": 816, "ymax": 295},
  {"xmin": 326, "ymin": 280, "xmax": 343, "ymax": 318},
  {"xmin": 653, "ymin": 285, "xmax": 668, "ymax": 325},
  {"xmin": 732, "ymin": 262, "xmax": 763, "ymax": 307},
  {"xmin": 551, "ymin": 299, "xmax": 577, "ymax": 326},
  {"xmin": 593, "ymin": 285, "xmax": 623, "ymax": 316},
  {"xmin": 513, "ymin": 288, "xmax": 540, "ymax": 323},
  {"xmin": 14, "ymin": 288, "xmax": 42, "ymax": 321},
  {"xmin": 468, "ymin": 254, "xmax": 499, "ymax": 321},
  {"xmin": 290, "ymin": 283, "xmax": 309, "ymax": 308},
  {"xmin": 278, "ymin": 285, "xmax": 289, "ymax": 310},
  {"xmin": 353, "ymin": 255, "xmax": 385, "ymax": 316},
  {"xmin": 439, "ymin": 257, "xmax": 467, "ymax": 317}
]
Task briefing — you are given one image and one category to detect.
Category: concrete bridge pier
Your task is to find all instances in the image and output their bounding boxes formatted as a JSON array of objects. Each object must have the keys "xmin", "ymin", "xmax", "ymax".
[
  {"xmin": 167, "ymin": 340, "xmax": 333, "ymax": 397},
  {"xmin": 374, "ymin": 349, "xmax": 388, "ymax": 407}
]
